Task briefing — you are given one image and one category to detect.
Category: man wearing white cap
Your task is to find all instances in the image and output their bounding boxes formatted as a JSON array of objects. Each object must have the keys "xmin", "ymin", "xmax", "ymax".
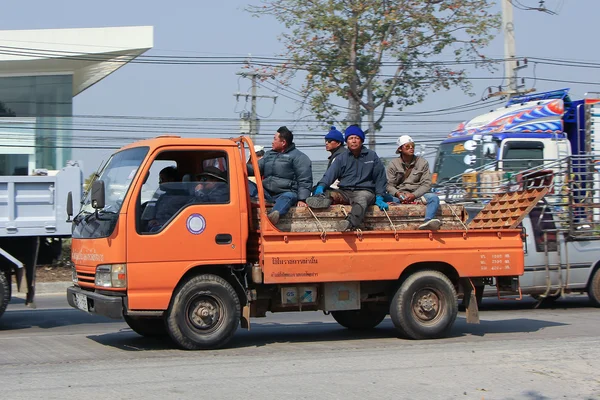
[{"xmin": 387, "ymin": 135, "xmax": 441, "ymax": 230}]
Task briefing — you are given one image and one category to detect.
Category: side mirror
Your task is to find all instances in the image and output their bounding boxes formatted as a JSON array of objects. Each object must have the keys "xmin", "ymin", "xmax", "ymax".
[
  {"xmin": 91, "ymin": 180, "xmax": 106, "ymax": 209},
  {"xmin": 66, "ymin": 191, "xmax": 73, "ymax": 222}
]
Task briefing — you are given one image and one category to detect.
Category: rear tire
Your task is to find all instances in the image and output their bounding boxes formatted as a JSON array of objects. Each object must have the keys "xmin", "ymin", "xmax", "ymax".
[
  {"xmin": 390, "ymin": 270, "xmax": 458, "ymax": 340},
  {"xmin": 166, "ymin": 274, "xmax": 240, "ymax": 350},
  {"xmin": 588, "ymin": 267, "xmax": 600, "ymax": 307},
  {"xmin": 124, "ymin": 315, "xmax": 167, "ymax": 337},
  {"xmin": 331, "ymin": 304, "xmax": 387, "ymax": 330},
  {"xmin": 0, "ymin": 269, "xmax": 10, "ymax": 319}
]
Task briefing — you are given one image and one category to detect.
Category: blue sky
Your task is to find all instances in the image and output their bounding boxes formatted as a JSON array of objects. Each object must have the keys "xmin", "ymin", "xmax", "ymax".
[{"xmin": 1, "ymin": 0, "xmax": 597, "ymax": 175}]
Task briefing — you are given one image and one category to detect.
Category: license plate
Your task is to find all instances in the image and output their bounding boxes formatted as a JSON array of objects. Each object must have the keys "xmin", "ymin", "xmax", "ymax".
[{"xmin": 74, "ymin": 293, "xmax": 88, "ymax": 312}]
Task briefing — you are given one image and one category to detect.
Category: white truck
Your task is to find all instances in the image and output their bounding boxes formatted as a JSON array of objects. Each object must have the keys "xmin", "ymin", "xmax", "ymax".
[
  {"xmin": 0, "ymin": 162, "xmax": 83, "ymax": 318},
  {"xmin": 433, "ymin": 89, "xmax": 600, "ymax": 305}
]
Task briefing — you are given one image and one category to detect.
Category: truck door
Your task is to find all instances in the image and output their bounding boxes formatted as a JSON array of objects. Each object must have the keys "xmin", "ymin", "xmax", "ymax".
[{"xmin": 125, "ymin": 147, "xmax": 245, "ymax": 310}]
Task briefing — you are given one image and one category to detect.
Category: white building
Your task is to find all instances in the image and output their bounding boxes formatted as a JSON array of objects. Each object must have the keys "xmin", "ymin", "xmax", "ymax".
[{"xmin": 0, "ymin": 26, "xmax": 153, "ymax": 175}]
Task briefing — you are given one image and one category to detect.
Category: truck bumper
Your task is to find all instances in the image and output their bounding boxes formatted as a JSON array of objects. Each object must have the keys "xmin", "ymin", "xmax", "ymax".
[{"xmin": 66, "ymin": 286, "xmax": 124, "ymax": 320}]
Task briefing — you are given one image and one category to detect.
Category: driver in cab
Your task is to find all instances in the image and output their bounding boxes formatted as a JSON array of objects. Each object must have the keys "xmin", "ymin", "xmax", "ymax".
[{"xmin": 146, "ymin": 166, "xmax": 190, "ymax": 232}]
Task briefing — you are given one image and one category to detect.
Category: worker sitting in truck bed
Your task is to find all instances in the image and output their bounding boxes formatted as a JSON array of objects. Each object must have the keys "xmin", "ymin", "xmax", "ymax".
[
  {"xmin": 194, "ymin": 166, "xmax": 230, "ymax": 203},
  {"xmin": 306, "ymin": 125, "xmax": 389, "ymax": 232},
  {"xmin": 387, "ymin": 135, "xmax": 441, "ymax": 231},
  {"xmin": 247, "ymin": 126, "xmax": 313, "ymax": 225}
]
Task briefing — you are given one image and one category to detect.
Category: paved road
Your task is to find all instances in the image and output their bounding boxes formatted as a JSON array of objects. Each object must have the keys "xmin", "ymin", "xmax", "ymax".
[{"xmin": 0, "ymin": 294, "xmax": 599, "ymax": 400}]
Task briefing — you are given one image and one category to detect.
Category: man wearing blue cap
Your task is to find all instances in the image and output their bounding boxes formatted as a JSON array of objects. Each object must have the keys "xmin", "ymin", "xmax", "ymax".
[
  {"xmin": 324, "ymin": 126, "xmax": 345, "ymax": 168},
  {"xmin": 307, "ymin": 125, "xmax": 389, "ymax": 231}
]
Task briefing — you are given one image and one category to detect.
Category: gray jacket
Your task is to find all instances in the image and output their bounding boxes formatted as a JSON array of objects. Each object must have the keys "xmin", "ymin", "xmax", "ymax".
[
  {"xmin": 248, "ymin": 143, "xmax": 313, "ymax": 201},
  {"xmin": 386, "ymin": 155, "xmax": 432, "ymax": 198}
]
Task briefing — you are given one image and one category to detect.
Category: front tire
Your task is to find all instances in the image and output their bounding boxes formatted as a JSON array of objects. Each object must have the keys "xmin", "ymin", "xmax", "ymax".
[
  {"xmin": 588, "ymin": 267, "xmax": 600, "ymax": 307},
  {"xmin": 166, "ymin": 274, "xmax": 240, "ymax": 350},
  {"xmin": 124, "ymin": 315, "xmax": 167, "ymax": 337},
  {"xmin": 390, "ymin": 270, "xmax": 458, "ymax": 340},
  {"xmin": 0, "ymin": 269, "xmax": 10, "ymax": 319},
  {"xmin": 331, "ymin": 304, "xmax": 387, "ymax": 330}
]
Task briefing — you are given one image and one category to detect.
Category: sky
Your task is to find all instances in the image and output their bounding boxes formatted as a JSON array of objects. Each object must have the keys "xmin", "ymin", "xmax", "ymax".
[{"xmin": 0, "ymin": 0, "xmax": 598, "ymax": 176}]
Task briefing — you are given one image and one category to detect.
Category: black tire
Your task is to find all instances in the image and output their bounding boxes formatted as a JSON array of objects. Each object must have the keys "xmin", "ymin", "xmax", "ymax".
[
  {"xmin": 390, "ymin": 270, "xmax": 458, "ymax": 340},
  {"xmin": 124, "ymin": 315, "xmax": 168, "ymax": 337},
  {"xmin": 166, "ymin": 274, "xmax": 240, "ymax": 350},
  {"xmin": 331, "ymin": 304, "xmax": 387, "ymax": 330},
  {"xmin": 588, "ymin": 267, "xmax": 600, "ymax": 307},
  {"xmin": 0, "ymin": 269, "xmax": 10, "ymax": 319}
]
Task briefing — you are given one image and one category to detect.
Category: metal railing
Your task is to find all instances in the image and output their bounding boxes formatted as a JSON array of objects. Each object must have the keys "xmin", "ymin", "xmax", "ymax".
[{"xmin": 434, "ymin": 155, "xmax": 600, "ymax": 240}]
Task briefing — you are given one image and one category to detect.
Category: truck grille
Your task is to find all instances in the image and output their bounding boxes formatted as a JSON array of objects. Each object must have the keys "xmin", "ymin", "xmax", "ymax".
[{"xmin": 77, "ymin": 271, "xmax": 95, "ymax": 285}]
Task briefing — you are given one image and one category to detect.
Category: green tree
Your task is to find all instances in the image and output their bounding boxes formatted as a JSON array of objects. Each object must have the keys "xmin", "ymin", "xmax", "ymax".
[{"xmin": 248, "ymin": 0, "xmax": 500, "ymax": 149}]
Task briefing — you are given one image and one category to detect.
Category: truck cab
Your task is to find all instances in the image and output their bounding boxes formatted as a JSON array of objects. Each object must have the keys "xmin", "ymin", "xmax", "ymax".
[
  {"xmin": 433, "ymin": 89, "xmax": 580, "ymax": 186},
  {"xmin": 69, "ymin": 137, "xmax": 249, "ymax": 316}
]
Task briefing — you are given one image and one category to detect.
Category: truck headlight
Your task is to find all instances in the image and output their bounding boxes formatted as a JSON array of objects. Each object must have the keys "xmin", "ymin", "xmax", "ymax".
[{"xmin": 95, "ymin": 264, "xmax": 127, "ymax": 288}]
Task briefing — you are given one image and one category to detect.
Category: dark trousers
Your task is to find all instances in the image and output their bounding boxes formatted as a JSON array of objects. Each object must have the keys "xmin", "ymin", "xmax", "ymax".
[{"xmin": 335, "ymin": 189, "xmax": 376, "ymax": 228}]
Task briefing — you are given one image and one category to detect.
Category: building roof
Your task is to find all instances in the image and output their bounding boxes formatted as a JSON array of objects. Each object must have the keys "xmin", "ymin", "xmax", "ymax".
[{"xmin": 0, "ymin": 26, "xmax": 153, "ymax": 96}]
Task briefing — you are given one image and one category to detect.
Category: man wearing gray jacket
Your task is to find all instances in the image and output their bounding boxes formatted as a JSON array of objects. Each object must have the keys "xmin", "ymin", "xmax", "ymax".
[
  {"xmin": 387, "ymin": 135, "xmax": 441, "ymax": 230},
  {"xmin": 248, "ymin": 126, "xmax": 313, "ymax": 224}
]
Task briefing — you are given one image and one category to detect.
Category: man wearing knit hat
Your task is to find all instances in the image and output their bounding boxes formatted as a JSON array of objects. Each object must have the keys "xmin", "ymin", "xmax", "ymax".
[
  {"xmin": 387, "ymin": 135, "xmax": 441, "ymax": 230},
  {"xmin": 307, "ymin": 124, "xmax": 389, "ymax": 231},
  {"xmin": 324, "ymin": 126, "xmax": 345, "ymax": 168}
]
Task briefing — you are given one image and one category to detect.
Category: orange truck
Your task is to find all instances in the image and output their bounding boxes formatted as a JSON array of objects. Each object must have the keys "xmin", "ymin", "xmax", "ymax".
[{"xmin": 66, "ymin": 135, "xmax": 542, "ymax": 350}]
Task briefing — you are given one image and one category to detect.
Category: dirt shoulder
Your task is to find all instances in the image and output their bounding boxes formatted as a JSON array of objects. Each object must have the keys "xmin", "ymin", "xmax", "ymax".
[{"xmin": 36, "ymin": 265, "xmax": 72, "ymax": 283}]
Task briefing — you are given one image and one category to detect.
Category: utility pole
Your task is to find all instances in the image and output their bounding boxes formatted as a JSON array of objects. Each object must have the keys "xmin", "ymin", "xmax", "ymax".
[
  {"xmin": 489, "ymin": 0, "xmax": 535, "ymax": 99},
  {"xmin": 502, "ymin": 0, "xmax": 517, "ymax": 96},
  {"xmin": 234, "ymin": 71, "xmax": 277, "ymax": 136}
]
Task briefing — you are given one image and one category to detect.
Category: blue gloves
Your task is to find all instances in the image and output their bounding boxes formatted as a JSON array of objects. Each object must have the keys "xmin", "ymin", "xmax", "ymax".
[
  {"xmin": 313, "ymin": 185, "xmax": 325, "ymax": 196},
  {"xmin": 375, "ymin": 195, "xmax": 389, "ymax": 211}
]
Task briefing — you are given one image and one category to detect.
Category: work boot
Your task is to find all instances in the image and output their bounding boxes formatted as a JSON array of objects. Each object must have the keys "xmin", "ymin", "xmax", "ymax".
[
  {"xmin": 418, "ymin": 218, "xmax": 442, "ymax": 231},
  {"xmin": 267, "ymin": 210, "xmax": 280, "ymax": 225},
  {"xmin": 338, "ymin": 219, "xmax": 353, "ymax": 232},
  {"xmin": 306, "ymin": 194, "xmax": 332, "ymax": 209}
]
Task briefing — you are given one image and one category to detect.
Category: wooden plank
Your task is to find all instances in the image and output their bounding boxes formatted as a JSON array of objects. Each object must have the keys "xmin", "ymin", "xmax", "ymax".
[{"xmin": 252, "ymin": 204, "xmax": 467, "ymax": 232}]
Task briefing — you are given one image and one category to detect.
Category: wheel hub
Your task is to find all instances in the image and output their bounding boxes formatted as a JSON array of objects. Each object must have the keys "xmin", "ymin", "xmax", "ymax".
[
  {"xmin": 413, "ymin": 290, "xmax": 440, "ymax": 321},
  {"xmin": 190, "ymin": 298, "xmax": 221, "ymax": 330}
]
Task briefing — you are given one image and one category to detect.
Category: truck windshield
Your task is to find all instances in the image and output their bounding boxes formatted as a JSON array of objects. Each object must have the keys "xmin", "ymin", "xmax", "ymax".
[
  {"xmin": 72, "ymin": 146, "xmax": 149, "ymax": 239},
  {"xmin": 433, "ymin": 139, "xmax": 498, "ymax": 183}
]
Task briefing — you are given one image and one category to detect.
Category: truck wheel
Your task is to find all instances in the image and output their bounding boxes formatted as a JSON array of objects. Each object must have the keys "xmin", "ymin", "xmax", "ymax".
[
  {"xmin": 0, "ymin": 270, "xmax": 10, "ymax": 319},
  {"xmin": 331, "ymin": 304, "xmax": 387, "ymax": 330},
  {"xmin": 124, "ymin": 315, "xmax": 168, "ymax": 337},
  {"xmin": 390, "ymin": 270, "xmax": 458, "ymax": 340},
  {"xmin": 166, "ymin": 274, "xmax": 240, "ymax": 350},
  {"xmin": 588, "ymin": 267, "xmax": 600, "ymax": 307}
]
